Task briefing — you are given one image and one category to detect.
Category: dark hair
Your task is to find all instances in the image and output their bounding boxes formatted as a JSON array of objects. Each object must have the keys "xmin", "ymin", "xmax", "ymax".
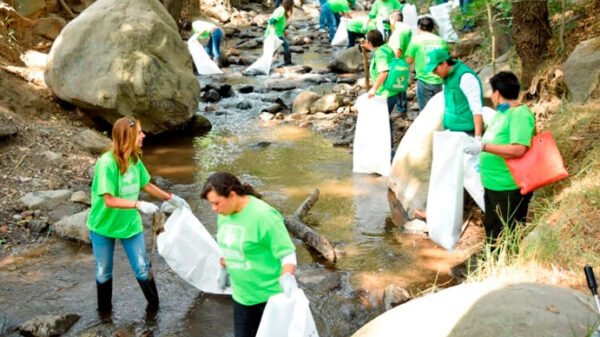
[
  {"xmin": 446, "ymin": 58, "xmax": 457, "ymax": 66},
  {"xmin": 489, "ymin": 71, "xmax": 521, "ymax": 100},
  {"xmin": 201, "ymin": 172, "xmax": 262, "ymax": 200},
  {"xmin": 390, "ymin": 11, "xmax": 403, "ymax": 22},
  {"xmin": 366, "ymin": 30, "xmax": 384, "ymax": 47},
  {"xmin": 282, "ymin": 0, "xmax": 294, "ymax": 17},
  {"xmin": 417, "ymin": 17, "xmax": 435, "ymax": 32}
]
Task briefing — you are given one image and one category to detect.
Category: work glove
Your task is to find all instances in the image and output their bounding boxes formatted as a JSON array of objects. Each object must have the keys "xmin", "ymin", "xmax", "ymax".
[
  {"xmin": 137, "ymin": 201, "xmax": 159, "ymax": 214},
  {"xmin": 217, "ymin": 268, "xmax": 230, "ymax": 290},
  {"xmin": 167, "ymin": 193, "xmax": 190, "ymax": 209},
  {"xmin": 463, "ymin": 138, "xmax": 483, "ymax": 155},
  {"xmin": 279, "ymin": 273, "xmax": 298, "ymax": 298}
]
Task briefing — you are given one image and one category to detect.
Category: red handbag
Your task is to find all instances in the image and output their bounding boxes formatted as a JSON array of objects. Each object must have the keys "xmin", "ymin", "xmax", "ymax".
[{"xmin": 505, "ymin": 131, "xmax": 568, "ymax": 195}]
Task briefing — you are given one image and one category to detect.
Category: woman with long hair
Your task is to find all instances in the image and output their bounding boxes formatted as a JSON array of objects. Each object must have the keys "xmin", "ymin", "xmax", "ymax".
[
  {"xmin": 266, "ymin": 0, "xmax": 295, "ymax": 65},
  {"xmin": 87, "ymin": 117, "xmax": 189, "ymax": 317},
  {"xmin": 201, "ymin": 172, "xmax": 297, "ymax": 337}
]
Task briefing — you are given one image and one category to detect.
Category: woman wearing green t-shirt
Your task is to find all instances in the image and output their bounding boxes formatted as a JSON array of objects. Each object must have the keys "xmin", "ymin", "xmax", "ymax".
[
  {"xmin": 266, "ymin": 0, "xmax": 294, "ymax": 65},
  {"xmin": 88, "ymin": 117, "xmax": 189, "ymax": 317},
  {"xmin": 201, "ymin": 172, "xmax": 297, "ymax": 337}
]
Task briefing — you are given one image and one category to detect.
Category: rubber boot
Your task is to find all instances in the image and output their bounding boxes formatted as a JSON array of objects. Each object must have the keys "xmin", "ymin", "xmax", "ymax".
[
  {"xmin": 137, "ymin": 277, "xmax": 159, "ymax": 312},
  {"xmin": 283, "ymin": 51, "xmax": 292, "ymax": 66},
  {"xmin": 96, "ymin": 279, "xmax": 112, "ymax": 320}
]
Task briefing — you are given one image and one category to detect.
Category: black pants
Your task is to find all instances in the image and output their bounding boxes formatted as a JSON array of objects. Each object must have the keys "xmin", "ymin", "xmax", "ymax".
[
  {"xmin": 483, "ymin": 188, "xmax": 532, "ymax": 242},
  {"xmin": 233, "ymin": 300, "xmax": 267, "ymax": 337}
]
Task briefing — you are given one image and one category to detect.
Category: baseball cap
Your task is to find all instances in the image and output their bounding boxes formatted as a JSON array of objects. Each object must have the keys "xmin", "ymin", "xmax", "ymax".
[{"xmin": 424, "ymin": 49, "xmax": 451, "ymax": 74}]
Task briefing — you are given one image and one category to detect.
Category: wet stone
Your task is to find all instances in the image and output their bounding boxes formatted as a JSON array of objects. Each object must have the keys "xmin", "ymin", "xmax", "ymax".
[
  {"xmin": 27, "ymin": 219, "xmax": 48, "ymax": 233},
  {"xmin": 238, "ymin": 85, "xmax": 254, "ymax": 94},
  {"xmin": 237, "ymin": 101, "xmax": 252, "ymax": 110},
  {"xmin": 17, "ymin": 314, "xmax": 80, "ymax": 337},
  {"xmin": 297, "ymin": 268, "xmax": 341, "ymax": 293}
]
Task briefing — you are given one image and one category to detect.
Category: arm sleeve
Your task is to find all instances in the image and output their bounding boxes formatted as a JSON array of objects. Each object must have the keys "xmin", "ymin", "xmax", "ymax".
[
  {"xmin": 137, "ymin": 160, "xmax": 151, "ymax": 188},
  {"xmin": 268, "ymin": 18, "xmax": 277, "ymax": 25},
  {"xmin": 509, "ymin": 108, "xmax": 535, "ymax": 147},
  {"xmin": 94, "ymin": 156, "xmax": 118, "ymax": 197},
  {"xmin": 459, "ymin": 73, "xmax": 483, "ymax": 115},
  {"xmin": 263, "ymin": 209, "xmax": 296, "ymax": 259},
  {"xmin": 405, "ymin": 41, "xmax": 416, "ymax": 59},
  {"xmin": 375, "ymin": 51, "xmax": 389, "ymax": 73},
  {"xmin": 368, "ymin": 2, "xmax": 378, "ymax": 18},
  {"xmin": 280, "ymin": 252, "xmax": 297, "ymax": 266}
]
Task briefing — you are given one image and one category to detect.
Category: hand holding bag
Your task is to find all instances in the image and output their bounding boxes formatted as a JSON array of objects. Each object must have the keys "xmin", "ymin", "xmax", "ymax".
[{"xmin": 505, "ymin": 131, "xmax": 568, "ymax": 195}]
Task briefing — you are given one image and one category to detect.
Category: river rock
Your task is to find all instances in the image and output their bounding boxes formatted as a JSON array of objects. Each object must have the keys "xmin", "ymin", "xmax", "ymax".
[
  {"xmin": 27, "ymin": 219, "xmax": 49, "ymax": 233},
  {"xmin": 21, "ymin": 190, "xmax": 73, "ymax": 210},
  {"xmin": 202, "ymin": 89, "xmax": 221, "ymax": 102},
  {"xmin": 32, "ymin": 15, "xmax": 66, "ymax": 40},
  {"xmin": 352, "ymin": 281, "xmax": 599, "ymax": 337},
  {"xmin": 273, "ymin": 65, "xmax": 312, "ymax": 75},
  {"xmin": 53, "ymin": 209, "xmax": 91, "ymax": 243},
  {"xmin": 290, "ymin": 46, "xmax": 305, "ymax": 54},
  {"xmin": 17, "ymin": 314, "xmax": 80, "ymax": 337},
  {"xmin": 293, "ymin": 91, "xmax": 320, "ymax": 114},
  {"xmin": 297, "ymin": 268, "xmax": 341, "ymax": 293},
  {"xmin": 237, "ymin": 101, "xmax": 252, "ymax": 110},
  {"xmin": 265, "ymin": 80, "xmax": 298, "ymax": 91},
  {"xmin": 73, "ymin": 129, "xmax": 111, "ymax": 154},
  {"xmin": 259, "ymin": 112, "xmax": 275, "ymax": 121},
  {"xmin": 309, "ymin": 93, "xmax": 342, "ymax": 113},
  {"xmin": 0, "ymin": 109, "xmax": 18, "ymax": 138},
  {"xmin": 70, "ymin": 191, "xmax": 91, "ymax": 205},
  {"xmin": 262, "ymin": 103, "xmax": 285, "ymax": 113},
  {"xmin": 382, "ymin": 285, "xmax": 411, "ymax": 311},
  {"xmin": 238, "ymin": 85, "xmax": 254, "ymax": 94},
  {"xmin": 40, "ymin": 150, "xmax": 62, "ymax": 165},
  {"xmin": 189, "ymin": 113, "xmax": 212, "ymax": 134},
  {"xmin": 44, "ymin": 0, "xmax": 200, "ymax": 135},
  {"xmin": 563, "ymin": 36, "xmax": 600, "ymax": 103},
  {"xmin": 236, "ymin": 39, "xmax": 260, "ymax": 49},
  {"xmin": 328, "ymin": 46, "xmax": 363, "ymax": 73}
]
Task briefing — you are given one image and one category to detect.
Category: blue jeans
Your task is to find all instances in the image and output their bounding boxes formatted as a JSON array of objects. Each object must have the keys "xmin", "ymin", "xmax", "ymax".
[
  {"xmin": 90, "ymin": 231, "xmax": 150, "ymax": 284},
  {"xmin": 396, "ymin": 91, "xmax": 407, "ymax": 113},
  {"xmin": 416, "ymin": 79, "xmax": 443, "ymax": 111},
  {"xmin": 321, "ymin": 3, "xmax": 340, "ymax": 41},
  {"xmin": 275, "ymin": 0, "xmax": 282, "ymax": 7},
  {"xmin": 460, "ymin": 0, "xmax": 474, "ymax": 31},
  {"xmin": 319, "ymin": 0, "xmax": 327, "ymax": 29},
  {"xmin": 205, "ymin": 28, "xmax": 223, "ymax": 59}
]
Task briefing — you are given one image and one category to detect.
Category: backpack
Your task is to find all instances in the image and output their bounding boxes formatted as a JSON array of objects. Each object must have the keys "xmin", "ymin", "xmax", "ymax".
[{"xmin": 383, "ymin": 57, "xmax": 410, "ymax": 93}]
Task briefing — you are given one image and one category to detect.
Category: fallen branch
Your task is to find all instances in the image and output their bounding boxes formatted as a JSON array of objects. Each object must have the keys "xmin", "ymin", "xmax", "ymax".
[{"xmin": 284, "ymin": 188, "xmax": 337, "ymax": 263}]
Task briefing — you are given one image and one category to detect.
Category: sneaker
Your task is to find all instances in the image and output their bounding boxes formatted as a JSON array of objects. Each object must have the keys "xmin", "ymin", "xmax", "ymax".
[{"xmin": 318, "ymin": 28, "xmax": 326, "ymax": 33}]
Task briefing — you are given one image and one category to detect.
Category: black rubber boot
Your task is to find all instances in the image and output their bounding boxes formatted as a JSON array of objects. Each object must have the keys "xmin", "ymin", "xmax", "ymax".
[
  {"xmin": 137, "ymin": 277, "xmax": 159, "ymax": 312},
  {"xmin": 96, "ymin": 279, "xmax": 112, "ymax": 320},
  {"xmin": 283, "ymin": 51, "xmax": 292, "ymax": 66}
]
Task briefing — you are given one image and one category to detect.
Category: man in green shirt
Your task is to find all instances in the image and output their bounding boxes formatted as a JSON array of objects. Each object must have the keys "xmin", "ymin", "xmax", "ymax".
[
  {"xmin": 364, "ymin": 30, "xmax": 403, "ymax": 114},
  {"xmin": 387, "ymin": 10, "xmax": 412, "ymax": 113},
  {"xmin": 346, "ymin": 16, "xmax": 376, "ymax": 47},
  {"xmin": 321, "ymin": 0, "xmax": 353, "ymax": 42},
  {"xmin": 364, "ymin": 0, "xmax": 403, "ymax": 41},
  {"xmin": 463, "ymin": 71, "xmax": 534, "ymax": 242},
  {"xmin": 405, "ymin": 17, "xmax": 448, "ymax": 111}
]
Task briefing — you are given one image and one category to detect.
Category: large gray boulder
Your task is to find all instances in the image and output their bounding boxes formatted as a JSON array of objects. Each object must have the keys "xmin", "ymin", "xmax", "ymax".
[
  {"xmin": 53, "ymin": 209, "xmax": 91, "ymax": 243},
  {"xmin": 293, "ymin": 91, "xmax": 320, "ymax": 114},
  {"xmin": 353, "ymin": 281, "xmax": 599, "ymax": 337},
  {"xmin": 44, "ymin": 0, "xmax": 200, "ymax": 135},
  {"xmin": 563, "ymin": 36, "xmax": 600, "ymax": 103},
  {"xmin": 328, "ymin": 46, "xmax": 363, "ymax": 73},
  {"xmin": 309, "ymin": 93, "xmax": 342, "ymax": 113},
  {"xmin": 20, "ymin": 190, "xmax": 73, "ymax": 210}
]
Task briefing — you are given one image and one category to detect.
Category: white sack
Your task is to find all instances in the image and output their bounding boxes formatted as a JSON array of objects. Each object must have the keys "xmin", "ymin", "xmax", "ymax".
[
  {"xmin": 353, "ymin": 94, "xmax": 391, "ymax": 176},
  {"xmin": 331, "ymin": 18, "xmax": 349, "ymax": 46},
  {"xmin": 157, "ymin": 207, "xmax": 231, "ymax": 295},
  {"xmin": 256, "ymin": 289, "xmax": 319, "ymax": 337},
  {"xmin": 463, "ymin": 152, "xmax": 485, "ymax": 211},
  {"xmin": 187, "ymin": 34, "xmax": 223, "ymax": 75},
  {"xmin": 429, "ymin": 3, "xmax": 459, "ymax": 43},
  {"xmin": 426, "ymin": 131, "xmax": 469, "ymax": 251},
  {"xmin": 402, "ymin": 4, "xmax": 419, "ymax": 34},
  {"xmin": 245, "ymin": 34, "xmax": 283, "ymax": 75}
]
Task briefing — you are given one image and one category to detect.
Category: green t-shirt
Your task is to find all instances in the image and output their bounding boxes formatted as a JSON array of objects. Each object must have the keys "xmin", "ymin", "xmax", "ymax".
[
  {"xmin": 87, "ymin": 152, "xmax": 151, "ymax": 239},
  {"xmin": 405, "ymin": 32, "xmax": 448, "ymax": 85},
  {"xmin": 346, "ymin": 17, "xmax": 377, "ymax": 33},
  {"xmin": 368, "ymin": 0, "xmax": 403, "ymax": 22},
  {"xmin": 370, "ymin": 44, "xmax": 398, "ymax": 97},
  {"xmin": 327, "ymin": 0, "xmax": 350, "ymax": 13},
  {"xmin": 480, "ymin": 105, "xmax": 535, "ymax": 191},
  {"xmin": 217, "ymin": 196, "xmax": 296, "ymax": 306},
  {"xmin": 388, "ymin": 22, "xmax": 412, "ymax": 56},
  {"xmin": 192, "ymin": 20, "xmax": 216, "ymax": 39},
  {"xmin": 266, "ymin": 7, "xmax": 286, "ymax": 37}
]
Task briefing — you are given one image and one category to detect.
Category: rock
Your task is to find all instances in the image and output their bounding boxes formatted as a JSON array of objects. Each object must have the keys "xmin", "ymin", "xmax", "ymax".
[
  {"xmin": 238, "ymin": 85, "xmax": 254, "ymax": 94},
  {"xmin": 236, "ymin": 39, "xmax": 260, "ymax": 49},
  {"xmin": 44, "ymin": 0, "xmax": 200, "ymax": 135},
  {"xmin": 297, "ymin": 268, "xmax": 341, "ymax": 293},
  {"xmin": 273, "ymin": 65, "xmax": 312, "ymax": 75},
  {"xmin": 13, "ymin": 0, "xmax": 46, "ymax": 18},
  {"xmin": 202, "ymin": 89, "xmax": 221, "ymax": 102},
  {"xmin": 290, "ymin": 46, "xmax": 305, "ymax": 53},
  {"xmin": 310, "ymin": 93, "xmax": 342, "ymax": 113},
  {"xmin": 73, "ymin": 129, "xmax": 111, "ymax": 154},
  {"xmin": 265, "ymin": 80, "xmax": 298, "ymax": 91},
  {"xmin": 452, "ymin": 36, "xmax": 485, "ymax": 58},
  {"xmin": 292, "ymin": 91, "xmax": 320, "ymax": 114},
  {"xmin": 237, "ymin": 101, "xmax": 252, "ymax": 110},
  {"xmin": 27, "ymin": 219, "xmax": 49, "ymax": 233},
  {"xmin": 218, "ymin": 84, "xmax": 233, "ymax": 98},
  {"xmin": 333, "ymin": 83, "xmax": 353, "ymax": 94},
  {"xmin": 0, "ymin": 109, "xmax": 18, "ymax": 138},
  {"xmin": 205, "ymin": 104, "xmax": 217, "ymax": 112},
  {"xmin": 70, "ymin": 191, "xmax": 91, "ymax": 205},
  {"xmin": 352, "ymin": 282, "xmax": 598, "ymax": 337},
  {"xmin": 32, "ymin": 16, "xmax": 66, "ymax": 40},
  {"xmin": 329, "ymin": 46, "xmax": 363, "ymax": 73},
  {"xmin": 262, "ymin": 103, "xmax": 284, "ymax": 113},
  {"xmin": 563, "ymin": 36, "xmax": 600, "ymax": 103},
  {"xmin": 259, "ymin": 112, "xmax": 275, "ymax": 121},
  {"xmin": 477, "ymin": 53, "xmax": 512, "ymax": 100},
  {"xmin": 188, "ymin": 113, "xmax": 212, "ymax": 134},
  {"xmin": 40, "ymin": 150, "xmax": 62, "ymax": 165},
  {"xmin": 21, "ymin": 190, "xmax": 73, "ymax": 210},
  {"xmin": 248, "ymin": 141, "xmax": 271, "ymax": 149},
  {"xmin": 383, "ymin": 285, "xmax": 411, "ymax": 311},
  {"xmin": 53, "ymin": 209, "xmax": 91, "ymax": 243},
  {"xmin": 17, "ymin": 314, "xmax": 80, "ymax": 337},
  {"xmin": 337, "ymin": 76, "xmax": 358, "ymax": 85}
]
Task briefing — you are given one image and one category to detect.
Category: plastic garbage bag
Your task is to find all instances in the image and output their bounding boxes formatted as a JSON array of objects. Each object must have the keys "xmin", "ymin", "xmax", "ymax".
[
  {"xmin": 256, "ymin": 289, "xmax": 319, "ymax": 337},
  {"xmin": 244, "ymin": 34, "xmax": 283, "ymax": 76},
  {"xmin": 429, "ymin": 3, "xmax": 459, "ymax": 42},
  {"xmin": 331, "ymin": 18, "xmax": 349, "ymax": 46},
  {"xmin": 157, "ymin": 207, "xmax": 231, "ymax": 295},
  {"xmin": 352, "ymin": 94, "xmax": 391, "ymax": 176},
  {"xmin": 187, "ymin": 33, "xmax": 223, "ymax": 75},
  {"xmin": 402, "ymin": 4, "xmax": 419, "ymax": 34},
  {"xmin": 463, "ymin": 152, "xmax": 485, "ymax": 211},
  {"xmin": 426, "ymin": 131, "xmax": 469, "ymax": 251}
]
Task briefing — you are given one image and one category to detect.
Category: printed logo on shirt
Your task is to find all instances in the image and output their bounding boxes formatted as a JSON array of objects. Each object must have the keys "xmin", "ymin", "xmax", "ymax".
[
  {"xmin": 120, "ymin": 170, "xmax": 139, "ymax": 196},
  {"xmin": 220, "ymin": 224, "xmax": 249, "ymax": 269}
]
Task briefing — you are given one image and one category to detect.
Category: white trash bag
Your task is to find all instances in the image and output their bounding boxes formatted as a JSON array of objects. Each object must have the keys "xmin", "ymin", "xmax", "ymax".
[
  {"xmin": 187, "ymin": 33, "xmax": 223, "ymax": 75},
  {"xmin": 331, "ymin": 18, "xmax": 349, "ymax": 46},
  {"xmin": 426, "ymin": 131, "xmax": 469, "ymax": 251},
  {"xmin": 353, "ymin": 94, "xmax": 391, "ymax": 176},
  {"xmin": 402, "ymin": 4, "xmax": 419, "ymax": 34},
  {"xmin": 429, "ymin": 3, "xmax": 459, "ymax": 43},
  {"xmin": 244, "ymin": 34, "xmax": 283, "ymax": 76},
  {"xmin": 463, "ymin": 152, "xmax": 485, "ymax": 212},
  {"xmin": 256, "ymin": 289, "xmax": 319, "ymax": 337},
  {"xmin": 157, "ymin": 207, "xmax": 231, "ymax": 295}
]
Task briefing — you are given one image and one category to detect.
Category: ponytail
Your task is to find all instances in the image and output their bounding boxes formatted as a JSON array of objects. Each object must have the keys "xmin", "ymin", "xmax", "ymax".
[{"xmin": 201, "ymin": 172, "xmax": 262, "ymax": 199}]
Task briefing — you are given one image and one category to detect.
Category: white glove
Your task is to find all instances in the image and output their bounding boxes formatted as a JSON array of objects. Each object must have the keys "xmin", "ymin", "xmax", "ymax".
[
  {"xmin": 217, "ymin": 268, "xmax": 230, "ymax": 290},
  {"xmin": 464, "ymin": 139, "xmax": 484, "ymax": 155},
  {"xmin": 474, "ymin": 136, "xmax": 482, "ymax": 141},
  {"xmin": 279, "ymin": 273, "xmax": 298, "ymax": 297},
  {"xmin": 136, "ymin": 201, "xmax": 159, "ymax": 214},
  {"xmin": 167, "ymin": 194, "xmax": 190, "ymax": 209}
]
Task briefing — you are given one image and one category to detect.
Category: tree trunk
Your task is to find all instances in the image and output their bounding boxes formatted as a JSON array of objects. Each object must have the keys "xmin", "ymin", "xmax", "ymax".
[{"xmin": 512, "ymin": 0, "xmax": 551, "ymax": 90}]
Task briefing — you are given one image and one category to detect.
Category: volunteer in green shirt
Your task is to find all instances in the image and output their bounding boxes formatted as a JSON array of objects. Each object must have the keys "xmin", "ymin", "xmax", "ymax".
[
  {"xmin": 346, "ymin": 16, "xmax": 376, "ymax": 47},
  {"xmin": 405, "ymin": 17, "xmax": 448, "ymax": 110},
  {"xmin": 88, "ymin": 117, "xmax": 189, "ymax": 317},
  {"xmin": 388, "ymin": 11, "xmax": 412, "ymax": 113},
  {"xmin": 266, "ymin": 0, "xmax": 294, "ymax": 65},
  {"xmin": 201, "ymin": 172, "xmax": 297, "ymax": 337},
  {"xmin": 364, "ymin": 0, "xmax": 403, "ymax": 40},
  {"xmin": 191, "ymin": 20, "xmax": 223, "ymax": 64},
  {"xmin": 321, "ymin": 0, "xmax": 353, "ymax": 42},
  {"xmin": 364, "ymin": 30, "xmax": 403, "ymax": 114},
  {"xmin": 464, "ymin": 71, "xmax": 534, "ymax": 243},
  {"xmin": 425, "ymin": 48, "xmax": 484, "ymax": 138}
]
